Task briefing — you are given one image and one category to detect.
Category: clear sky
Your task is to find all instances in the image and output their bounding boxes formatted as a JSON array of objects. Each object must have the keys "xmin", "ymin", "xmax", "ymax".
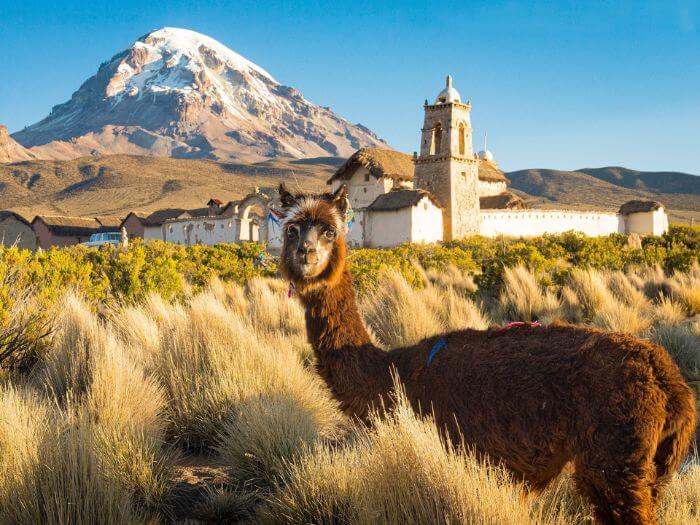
[{"xmin": 1, "ymin": 0, "xmax": 699, "ymax": 173}]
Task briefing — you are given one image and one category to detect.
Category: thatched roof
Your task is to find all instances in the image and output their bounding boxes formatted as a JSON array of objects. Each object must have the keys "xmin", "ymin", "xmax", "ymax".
[
  {"xmin": 329, "ymin": 148, "xmax": 414, "ymax": 184},
  {"xmin": 32, "ymin": 215, "xmax": 102, "ymax": 236},
  {"xmin": 180, "ymin": 208, "xmax": 210, "ymax": 219},
  {"xmin": 367, "ymin": 189, "xmax": 442, "ymax": 212},
  {"xmin": 95, "ymin": 216, "xmax": 124, "ymax": 229},
  {"xmin": 141, "ymin": 209, "xmax": 187, "ymax": 226},
  {"xmin": 618, "ymin": 200, "xmax": 665, "ymax": 215},
  {"xmin": 480, "ymin": 192, "xmax": 527, "ymax": 210},
  {"xmin": 0, "ymin": 211, "xmax": 31, "ymax": 226},
  {"xmin": 328, "ymin": 148, "xmax": 508, "ymax": 185},
  {"xmin": 478, "ymin": 160, "xmax": 508, "ymax": 183}
]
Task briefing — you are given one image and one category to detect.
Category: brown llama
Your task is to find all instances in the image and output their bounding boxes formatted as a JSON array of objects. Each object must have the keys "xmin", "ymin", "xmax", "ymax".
[{"xmin": 277, "ymin": 183, "xmax": 696, "ymax": 525}]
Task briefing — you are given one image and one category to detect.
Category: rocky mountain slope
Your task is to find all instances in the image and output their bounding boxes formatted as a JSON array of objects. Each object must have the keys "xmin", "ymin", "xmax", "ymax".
[
  {"xmin": 0, "ymin": 125, "xmax": 35, "ymax": 163},
  {"xmin": 11, "ymin": 27, "xmax": 384, "ymax": 162}
]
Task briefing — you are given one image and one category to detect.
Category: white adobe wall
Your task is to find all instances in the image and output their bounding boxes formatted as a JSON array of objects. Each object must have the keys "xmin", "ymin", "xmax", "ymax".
[
  {"xmin": 624, "ymin": 208, "xmax": 669, "ymax": 236},
  {"xmin": 330, "ymin": 167, "xmax": 394, "ymax": 209},
  {"xmin": 364, "ymin": 208, "xmax": 414, "ymax": 248},
  {"xmin": 266, "ymin": 216, "xmax": 284, "ymax": 252},
  {"xmin": 479, "ymin": 209, "xmax": 624, "ymax": 237},
  {"xmin": 144, "ymin": 226, "xmax": 164, "ymax": 241},
  {"xmin": 364, "ymin": 197, "xmax": 443, "ymax": 248},
  {"xmin": 346, "ymin": 209, "xmax": 365, "ymax": 248},
  {"xmin": 411, "ymin": 197, "xmax": 443, "ymax": 244},
  {"xmin": 477, "ymin": 180, "xmax": 507, "ymax": 197},
  {"xmin": 163, "ymin": 216, "xmax": 239, "ymax": 247}
]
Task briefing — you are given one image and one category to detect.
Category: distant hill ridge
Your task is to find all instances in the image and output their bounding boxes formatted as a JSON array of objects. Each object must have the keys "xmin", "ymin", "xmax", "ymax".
[
  {"xmin": 506, "ymin": 166, "xmax": 699, "ymax": 223},
  {"xmin": 574, "ymin": 167, "xmax": 700, "ymax": 195}
]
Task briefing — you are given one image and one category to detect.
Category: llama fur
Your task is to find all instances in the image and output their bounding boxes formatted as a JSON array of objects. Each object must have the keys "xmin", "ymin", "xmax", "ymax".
[{"xmin": 278, "ymin": 184, "xmax": 697, "ymax": 525}]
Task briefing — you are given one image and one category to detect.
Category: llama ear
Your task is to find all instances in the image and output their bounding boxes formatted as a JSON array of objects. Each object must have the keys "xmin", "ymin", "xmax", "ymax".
[
  {"xmin": 332, "ymin": 185, "xmax": 349, "ymax": 216},
  {"xmin": 279, "ymin": 183, "xmax": 297, "ymax": 209}
]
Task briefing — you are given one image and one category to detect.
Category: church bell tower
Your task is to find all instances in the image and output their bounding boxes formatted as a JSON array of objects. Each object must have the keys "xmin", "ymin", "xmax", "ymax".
[{"xmin": 413, "ymin": 75, "xmax": 480, "ymax": 240}]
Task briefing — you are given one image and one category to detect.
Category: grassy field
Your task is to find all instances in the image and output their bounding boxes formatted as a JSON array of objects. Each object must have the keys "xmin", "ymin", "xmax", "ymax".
[{"xmin": 1, "ymin": 239, "xmax": 699, "ymax": 523}]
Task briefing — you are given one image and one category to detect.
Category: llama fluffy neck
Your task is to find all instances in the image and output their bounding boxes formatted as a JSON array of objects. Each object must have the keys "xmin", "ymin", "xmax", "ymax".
[{"xmin": 297, "ymin": 264, "xmax": 392, "ymax": 419}]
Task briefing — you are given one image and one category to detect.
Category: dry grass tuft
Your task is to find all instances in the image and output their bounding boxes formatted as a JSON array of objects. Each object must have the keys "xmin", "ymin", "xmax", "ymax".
[
  {"xmin": 568, "ymin": 268, "xmax": 613, "ymax": 320},
  {"xmin": 653, "ymin": 295, "xmax": 688, "ymax": 326},
  {"xmin": 262, "ymin": 380, "xmax": 591, "ymax": 525},
  {"xmin": 668, "ymin": 264, "xmax": 700, "ymax": 316},
  {"xmin": 0, "ymin": 387, "xmax": 142, "ymax": 524},
  {"xmin": 499, "ymin": 265, "xmax": 561, "ymax": 323},
  {"xmin": 360, "ymin": 270, "xmax": 443, "ymax": 348},
  {"xmin": 652, "ymin": 325, "xmax": 700, "ymax": 382},
  {"xmin": 592, "ymin": 300, "xmax": 653, "ymax": 336},
  {"xmin": 360, "ymin": 269, "xmax": 489, "ymax": 349}
]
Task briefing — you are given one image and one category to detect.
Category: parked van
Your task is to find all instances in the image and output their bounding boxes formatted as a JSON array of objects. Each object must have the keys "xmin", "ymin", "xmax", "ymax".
[{"xmin": 82, "ymin": 232, "xmax": 121, "ymax": 247}]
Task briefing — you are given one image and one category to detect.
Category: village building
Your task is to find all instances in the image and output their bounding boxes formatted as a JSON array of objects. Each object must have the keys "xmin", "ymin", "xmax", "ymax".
[
  {"xmin": 124, "ymin": 189, "xmax": 279, "ymax": 248},
  {"xmin": 0, "ymin": 211, "xmax": 36, "ymax": 250},
  {"xmin": 325, "ymin": 76, "xmax": 668, "ymax": 247},
  {"xmin": 31, "ymin": 216, "xmax": 122, "ymax": 249},
  {"xmin": 363, "ymin": 189, "xmax": 443, "ymax": 248},
  {"xmin": 619, "ymin": 201, "xmax": 669, "ymax": 237}
]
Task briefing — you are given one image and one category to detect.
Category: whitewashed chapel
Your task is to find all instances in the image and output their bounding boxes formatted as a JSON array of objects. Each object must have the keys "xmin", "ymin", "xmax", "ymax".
[{"xmin": 327, "ymin": 76, "xmax": 669, "ymax": 248}]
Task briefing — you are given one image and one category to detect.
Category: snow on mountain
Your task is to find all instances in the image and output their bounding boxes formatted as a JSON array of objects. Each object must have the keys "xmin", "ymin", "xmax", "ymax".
[{"xmin": 13, "ymin": 27, "xmax": 385, "ymax": 161}]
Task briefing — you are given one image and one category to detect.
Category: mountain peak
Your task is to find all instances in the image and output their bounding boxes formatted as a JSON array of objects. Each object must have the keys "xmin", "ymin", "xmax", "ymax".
[{"xmin": 12, "ymin": 29, "xmax": 383, "ymax": 162}]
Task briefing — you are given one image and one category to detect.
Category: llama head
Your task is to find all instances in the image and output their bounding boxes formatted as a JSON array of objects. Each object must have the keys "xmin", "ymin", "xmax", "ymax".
[{"xmin": 278, "ymin": 183, "xmax": 348, "ymax": 290}]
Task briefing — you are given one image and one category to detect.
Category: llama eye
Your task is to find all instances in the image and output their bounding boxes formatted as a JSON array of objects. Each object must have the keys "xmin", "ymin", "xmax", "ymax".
[
  {"xmin": 324, "ymin": 228, "xmax": 336, "ymax": 240},
  {"xmin": 286, "ymin": 225, "xmax": 299, "ymax": 238}
]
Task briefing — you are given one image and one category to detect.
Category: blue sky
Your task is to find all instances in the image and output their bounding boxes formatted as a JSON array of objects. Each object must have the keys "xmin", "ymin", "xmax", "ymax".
[{"xmin": 1, "ymin": 0, "xmax": 699, "ymax": 173}]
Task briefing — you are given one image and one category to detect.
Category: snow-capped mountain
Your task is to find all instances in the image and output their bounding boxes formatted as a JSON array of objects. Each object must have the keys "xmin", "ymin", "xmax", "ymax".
[{"xmin": 13, "ymin": 28, "xmax": 385, "ymax": 161}]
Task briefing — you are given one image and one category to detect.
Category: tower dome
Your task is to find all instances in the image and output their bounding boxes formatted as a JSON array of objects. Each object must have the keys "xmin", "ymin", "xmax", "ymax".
[
  {"xmin": 435, "ymin": 75, "xmax": 461, "ymax": 104},
  {"xmin": 478, "ymin": 150, "xmax": 494, "ymax": 161}
]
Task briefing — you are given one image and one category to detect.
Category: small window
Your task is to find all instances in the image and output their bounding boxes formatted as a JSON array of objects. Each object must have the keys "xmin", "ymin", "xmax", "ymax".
[
  {"xmin": 424, "ymin": 203, "xmax": 428, "ymax": 210},
  {"xmin": 364, "ymin": 173, "xmax": 370, "ymax": 182},
  {"xmin": 458, "ymin": 122, "xmax": 466, "ymax": 155},
  {"xmin": 363, "ymin": 188, "xmax": 367, "ymax": 193}
]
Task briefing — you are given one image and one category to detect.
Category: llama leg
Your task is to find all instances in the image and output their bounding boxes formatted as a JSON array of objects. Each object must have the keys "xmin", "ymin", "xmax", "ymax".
[
  {"xmin": 573, "ymin": 452, "xmax": 658, "ymax": 525},
  {"xmin": 650, "ymin": 419, "xmax": 696, "ymax": 506}
]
